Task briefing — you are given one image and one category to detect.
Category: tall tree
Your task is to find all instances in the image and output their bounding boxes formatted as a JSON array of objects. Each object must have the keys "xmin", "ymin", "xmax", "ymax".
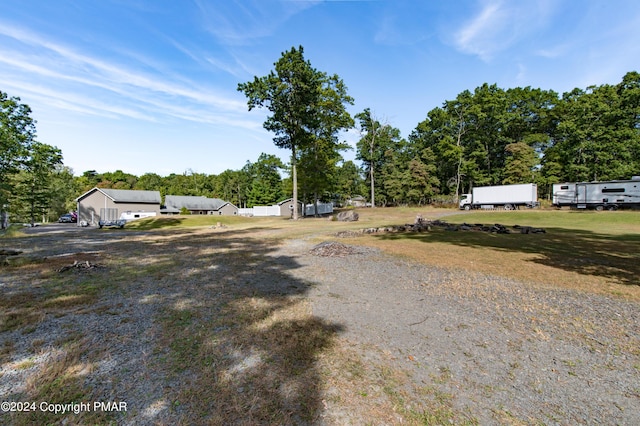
[
  {"xmin": 551, "ymin": 78, "xmax": 639, "ymax": 182},
  {"xmin": 48, "ymin": 165, "xmax": 80, "ymax": 218},
  {"xmin": 298, "ymin": 74, "xmax": 354, "ymax": 214},
  {"xmin": 99, "ymin": 169, "xmax": 138, "ymax": 189},
  {"xmin": 334, "ymin": 160, "xmax": 365, "ymax": 206},
  {"xmin": 0, "ymin": 91, "xmax": 36, "ymax": 227},
  {"xmin": 355, "ymin": 109, "xmax": 400, "ymax": 207},
  {"xmin": 135, "ymin": 173, "xmax": 165, "ymax": 193},
  {"xmin": 405, "ymin": 147, "xmax": 440, "ymax": 205},
  {"xmin": 411, "ymin": 91, "xmax": 475, "ymax": 200},
  {"xmin": 238, "ymin": 46, "xmax": 324, "ymax": 220},
  {"xmin": 246, "ymin": 153, "xmax": 285, "ymax": 206},
  {"xmin": 502, "ymin": 142, "xmax": 538, "ymax": 184},
  {"xmin": 12, "ymin": 142, "xmax": 63, "ymax": 225},
  {"xmin": 215, "ymin": 169, "xmax": 250, "ymax": 207}
]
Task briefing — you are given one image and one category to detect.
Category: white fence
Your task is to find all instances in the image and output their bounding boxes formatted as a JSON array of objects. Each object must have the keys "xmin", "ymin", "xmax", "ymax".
[
  {"xmin": 238, "ymin": 202, "xmax": 334, "ymax": 217},
  {"xmin": 238, "ymin": 205, "xmax": 281, "ymax": 217}
]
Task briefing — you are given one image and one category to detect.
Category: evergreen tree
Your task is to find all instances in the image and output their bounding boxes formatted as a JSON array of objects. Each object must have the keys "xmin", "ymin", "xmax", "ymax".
[{"xmin": 246, "ymin": 153, "xmax": 285, "ymax": 206}]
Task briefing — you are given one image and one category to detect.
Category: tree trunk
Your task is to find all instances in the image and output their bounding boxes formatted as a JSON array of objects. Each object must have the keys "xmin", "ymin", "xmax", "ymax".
[
  {"xmin": 370, "ymin": 140, "xmax": 375, "ymax": 208},
  {"xmin": 292, "ymin": 147, "xmax": 299, "ymax": 220}
]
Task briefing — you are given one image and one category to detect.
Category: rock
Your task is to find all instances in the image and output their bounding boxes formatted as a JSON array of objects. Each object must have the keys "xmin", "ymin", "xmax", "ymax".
[
  {"xmin": 0, "ymin": 249, "xmax": 22, "ymax": 256},
  {"xmin": 336, "ymin": 210, "xmax": 359, "ymax": 222}
]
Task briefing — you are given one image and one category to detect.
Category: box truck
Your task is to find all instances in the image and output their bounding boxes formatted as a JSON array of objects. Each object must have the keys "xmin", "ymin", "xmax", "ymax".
[{"xmin": 459, "ymin": 183, "xmax": 538, "ymax": 210}]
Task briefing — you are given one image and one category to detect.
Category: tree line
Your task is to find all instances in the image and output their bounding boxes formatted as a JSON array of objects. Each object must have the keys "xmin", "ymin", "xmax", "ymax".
[{"xmin": 2, "ymin": 46, "xmax": 639, "ymax": 224}]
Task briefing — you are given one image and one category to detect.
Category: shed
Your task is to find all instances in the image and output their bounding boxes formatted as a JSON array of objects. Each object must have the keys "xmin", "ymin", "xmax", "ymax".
[
  {"xmin": 277, "ymin": 198, "xmax": 303, "ymax": 217},
  {"xmin": 76, "ymin": 188, "xmax": 161, "ymax": 226}
]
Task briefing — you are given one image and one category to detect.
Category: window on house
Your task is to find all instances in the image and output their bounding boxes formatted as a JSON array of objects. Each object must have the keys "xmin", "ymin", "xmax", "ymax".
[{"xmin": 602, "ymin": 188, "xmax": 625, "ymax": 193}]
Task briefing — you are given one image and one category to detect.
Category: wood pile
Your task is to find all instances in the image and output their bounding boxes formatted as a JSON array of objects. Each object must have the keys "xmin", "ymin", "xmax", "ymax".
[
  {"xmin": 57, "ymin": 260, "xmax": 104, "ymax": 273},
  {"xmin": 0, "ymin": 249, "xmax": 22, "ymax": 266},
  {"xmin": 0, "ymin": 249, "xmax": 22, "ymax": 256}
]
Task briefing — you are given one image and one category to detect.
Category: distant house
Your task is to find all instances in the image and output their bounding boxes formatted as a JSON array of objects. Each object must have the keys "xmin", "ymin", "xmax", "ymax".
[
  {"xmin": 163, "ymin": 195, "xmax": 238, "ymax": 216},
  {"xmin": 346, "ymin": 196, "xmax": 367, "ymax": 207},
  {"xmin": 76, "ymin": 188, "xmax": 161, "ymax": 226}
]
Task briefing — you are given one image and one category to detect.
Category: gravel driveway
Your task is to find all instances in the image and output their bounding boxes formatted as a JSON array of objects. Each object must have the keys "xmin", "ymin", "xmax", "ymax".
[
  {"xmin": 280, "ymin": 239, "xmax": 640, "ymax": 425},
  {"xmin": 1, "ymin": 225, "xmax": 639, "ymax": 424}
]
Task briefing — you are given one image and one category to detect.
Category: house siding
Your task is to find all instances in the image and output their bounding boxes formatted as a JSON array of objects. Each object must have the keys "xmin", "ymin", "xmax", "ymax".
[
  {"xmin": 217, "ymin": 203, "xmax": 238, "ymax": 216},
  {"xmin": 278, "ymin": 199, "xmax": 303, "ymax": 217},
  {"xmin": 77, "ymin": 188, "xmax": 161, "ymax": 226}
]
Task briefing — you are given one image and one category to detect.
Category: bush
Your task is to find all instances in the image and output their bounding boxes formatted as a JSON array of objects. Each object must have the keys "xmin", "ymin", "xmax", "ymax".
[{"xmin": 429, "ymin": 195, "xmax": 459, "ymax": 209}]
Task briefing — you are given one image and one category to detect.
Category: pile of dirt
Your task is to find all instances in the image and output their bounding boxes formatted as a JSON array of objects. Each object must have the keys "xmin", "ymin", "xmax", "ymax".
[{"xmin": 309, "ymin": 241, "xmax": 362, "ymax": 257}]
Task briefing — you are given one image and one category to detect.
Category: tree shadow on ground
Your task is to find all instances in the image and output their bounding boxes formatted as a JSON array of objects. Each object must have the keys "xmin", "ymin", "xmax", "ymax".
[
  {"xmin": 101, "ymin": 228, "xmax": 341, "ymax": 424},
  {"xmin": 0, "ymin": 227, "xmax": 342, "ymax": 425},
  {"xmin": 126, "ymin": 230, "xmax": 343, "ymax": 424},
  {"xmin": 375, "ymin": 226, "xmax": 640, "ymax": 286}
]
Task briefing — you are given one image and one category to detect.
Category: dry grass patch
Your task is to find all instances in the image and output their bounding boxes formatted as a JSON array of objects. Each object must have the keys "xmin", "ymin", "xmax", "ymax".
[
  {"xmin": 158, "ymin": 287, "xmax": 478, "ymax": 424},
  {"xmin": 158, "ymin": 296, "xmax": 339, "ymax": 424},
  {"xmin": 318, "ymin": 341, "xmax": 478, "ymax": 425},
  {"xmin": 8, "ymin": 338, "xmax": 115, "ymax": 426},
  {"xmin": 0, "ymin": 287, "xmax": 53, "ymax": 332},
  {"xmin": 0, "ymin": 276, "xmax": 103, "ymax": 333},
  {"xmin": 336, "ymin": 210, "xmax": 640, "ymax": 300}
]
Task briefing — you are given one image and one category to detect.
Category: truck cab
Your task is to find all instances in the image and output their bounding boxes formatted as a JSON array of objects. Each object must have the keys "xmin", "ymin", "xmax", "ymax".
[{"xmin": 459, "ymin": 194, "xmax": 472, "ymax": 210}]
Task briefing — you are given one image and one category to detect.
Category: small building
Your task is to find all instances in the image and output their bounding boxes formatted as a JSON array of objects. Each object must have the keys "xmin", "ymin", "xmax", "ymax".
[
  {"xmin": 346, "ymin": 196, "xmax": 367, "ymax": 208},
  {"xmin": 277, "ymin": 198, "xmax": 304, "ymax": 217},
  {"xmin": 163, "ymin": 195, "xmax": 238, "ymax": 216},
  {"xmin": 76, "ymin": 188, "xmax": 161, "ymax": 226}
]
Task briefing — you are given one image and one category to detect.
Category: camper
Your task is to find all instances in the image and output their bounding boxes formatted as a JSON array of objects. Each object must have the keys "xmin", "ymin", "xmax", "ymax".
[{"xmin": 552, "ymin": 178, "xmax": 640, "ymax": 210}]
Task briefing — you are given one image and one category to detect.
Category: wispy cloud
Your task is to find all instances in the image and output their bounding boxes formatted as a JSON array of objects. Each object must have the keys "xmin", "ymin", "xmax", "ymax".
[
  {"xmin": 452, "ymin": 0, "xmax": 554, "ymax": 61},
  {"xmin": 194, "ymin": 0, "xmax": 320, "ymax": 45},
  {"xmin": 0, "ymin": 22, "xmax": 248, "ymax": 123}
]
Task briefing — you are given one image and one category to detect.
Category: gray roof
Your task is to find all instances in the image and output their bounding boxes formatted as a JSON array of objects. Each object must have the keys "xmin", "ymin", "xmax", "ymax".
[
  {"xmin": 164, "ymin": 195, "xmax": 226, "ymax": 211},
  {"xmin": 77, "ymin": 188, "xmax": 161, "ymax": 204},
  {"xmin": 277, "ymin": 198, "xmax": 303, "ymax": 206}
]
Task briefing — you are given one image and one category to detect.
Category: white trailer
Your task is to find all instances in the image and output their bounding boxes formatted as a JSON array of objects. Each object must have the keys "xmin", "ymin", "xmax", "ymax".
[
  {"xmin": 99, "ymin": 209, "xmax": 156, "ymax": 228},
  {"xmin": 552, "ymin": 178, "xmax": 640, "ymax": 210},
  {"xmin": 459, "ymin": 183, "xmax": 538, "ymax": 210}
]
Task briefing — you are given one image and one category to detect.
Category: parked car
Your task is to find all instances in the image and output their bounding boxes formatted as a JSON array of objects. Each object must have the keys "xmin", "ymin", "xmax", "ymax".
[{"xmin": 58, "ymin": 212, "xmax": 77, "ymax": 223}]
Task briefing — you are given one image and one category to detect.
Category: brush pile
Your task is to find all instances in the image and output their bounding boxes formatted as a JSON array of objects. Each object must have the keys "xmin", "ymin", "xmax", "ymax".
[{"xmin": 57, "ymin": 260, "xmax": 105, "ymax": 273}]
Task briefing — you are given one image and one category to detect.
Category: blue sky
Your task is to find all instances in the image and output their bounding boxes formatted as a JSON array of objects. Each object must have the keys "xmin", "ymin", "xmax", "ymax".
[{"xmin": 1, "ymin": 0, "xmax": 639, "ymax": 177}]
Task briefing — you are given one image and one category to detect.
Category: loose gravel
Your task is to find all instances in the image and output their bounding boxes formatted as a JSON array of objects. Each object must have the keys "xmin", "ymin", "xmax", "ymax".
[{"xmin": 289, "ymin": 240, "xmax": 640, "ymax": 425}]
